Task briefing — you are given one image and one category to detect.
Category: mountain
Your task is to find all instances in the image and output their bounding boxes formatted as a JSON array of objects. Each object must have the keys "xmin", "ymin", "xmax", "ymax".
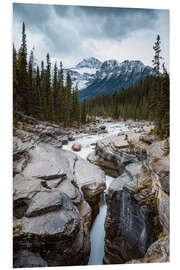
[
  {"xmin": 76, "ymin": 57, "xmax": 102, "ymax": 69},
  {"xmin": 78, "ymin": 59, "xmax": 153, "ymax": 100},
  {"xmin": 63, "ymin": 57, "xmax": 102, "ymax": 90}
]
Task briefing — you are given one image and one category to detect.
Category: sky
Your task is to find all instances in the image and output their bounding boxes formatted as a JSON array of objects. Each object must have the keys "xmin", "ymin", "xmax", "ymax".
[{"xmin": 13, "ymin": 3, "xmax": 169, "ymax": 70}]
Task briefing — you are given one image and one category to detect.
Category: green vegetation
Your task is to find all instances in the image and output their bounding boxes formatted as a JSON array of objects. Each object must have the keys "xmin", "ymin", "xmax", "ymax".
[
  {"xmin": 13, "ymin": 22, "xmax": 82, "ymax": 127},
  {"xmin": 13, "ymin": 25, "xmax": 169, "ymax": 137},
  {"xmin": 86, "ymin": 35, "xmax": 169, "ymax": 139}
]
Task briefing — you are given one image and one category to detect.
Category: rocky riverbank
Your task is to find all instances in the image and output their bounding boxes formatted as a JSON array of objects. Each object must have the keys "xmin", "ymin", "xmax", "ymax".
[
  {"xmin": 13, "ymin": 117, "xmax": 107, "ymax": 267},
  {"xmin": 13, "ymin": 116, "xmax": 169, "ymax": 266},
  {"xmin": 87, "ymin": 123, "xmax": 169, "ymax": 264}
]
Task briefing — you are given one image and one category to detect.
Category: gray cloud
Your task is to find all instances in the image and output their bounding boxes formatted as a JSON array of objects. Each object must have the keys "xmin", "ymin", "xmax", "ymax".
[{"xmin": 13, "ymin": 3, "xmax": 169, "ymax": 67}]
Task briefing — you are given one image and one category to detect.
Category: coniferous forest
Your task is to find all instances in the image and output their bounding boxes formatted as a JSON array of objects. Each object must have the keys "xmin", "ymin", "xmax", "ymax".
[
  {"xmin": 13, "ymin": 22, "xmax": 82, "ymax": 127},
  {"xmin": 13, "ymin": 23, "xmax": 169, "ymax": 139},
  {"xmin": 86, "ymin": 34, "xmax": 169, "ymax": 139}
]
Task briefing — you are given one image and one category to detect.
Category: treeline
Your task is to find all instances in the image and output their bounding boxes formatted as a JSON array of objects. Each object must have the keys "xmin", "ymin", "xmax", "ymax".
[
  {"xmin": 86, "ymin": 35, "xmax": 169, "ymax": 139},
  {"xmin": 13, "ymin": 22, "xmax": 85, "ymax": 126}
]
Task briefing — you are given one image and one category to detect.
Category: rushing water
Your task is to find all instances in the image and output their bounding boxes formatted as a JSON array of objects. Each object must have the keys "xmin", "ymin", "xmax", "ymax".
[{"xmin": 63, "ymin": 122, "xmax": 128, "ymax": 265}]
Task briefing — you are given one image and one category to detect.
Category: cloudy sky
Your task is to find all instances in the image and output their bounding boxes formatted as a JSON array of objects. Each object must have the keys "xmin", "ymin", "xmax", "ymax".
[{"xmin": 13, "ymin": 3, "xmax": 169, "ymax": 69}]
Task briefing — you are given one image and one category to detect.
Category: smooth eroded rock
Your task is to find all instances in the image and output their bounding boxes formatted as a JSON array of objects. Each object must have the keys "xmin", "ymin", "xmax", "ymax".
[{"xmin": 72, "ymin": 142, "xmax": 82, "ymax": 151}]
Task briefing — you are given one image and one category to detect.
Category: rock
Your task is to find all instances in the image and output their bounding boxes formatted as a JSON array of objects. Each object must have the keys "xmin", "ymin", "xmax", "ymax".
[
  {"xmin": 13, "ymin": 249, "xmax": 48, "ymax": 268},
  {"xmin": 25, "ymin": 189, "xmax": 73, "ymax": 217},
  {"xmin": 76, "ymin": 199, "xmax": 92, "ymax": 229},
  {"xmin": 61, "ymin": 135, "xmax": 68, "ymax": 145},
  {"xmin": 144, "ymin": 235, "xmax": 169, "ymax": 262},
  {"xmin": 118, "ymin": 132, "xmax": 125, "ymax": 136},
  {"xmin": 140, "ymin": 134, "xmax": 156, "ymax": 145},
  {"xmin": 13, "ymin": 137, "xmax": 32, "ymax": 175},
  {"xmin": 13, "ymin": 192, "xmax": 90, "ymax": 267},
  {"xmin": 99, "ymin": 125, "xmax": 106, "ymax": 130},
  {"xmin": 69, "ymin": 152, "xmax": 106, "ymax": 221},
  {"xmin": 103, "ymin": 183, "xmax": 156, "ymax": 264},
  {"xmin": 126, "ymin": 235, "xmax": 169, "ymax": 263},
  {"xmin": 88, "ymin": 135, "xmax": 137, "ymax": 177},
  {"xmin": 68, "ymin": 135, "xmax": 75, "ymax": 141},
  {"xmin": 72, "ymin": 142, "xmax": 82, "ymax": 152},
  {"xmin": 13, "ymin": 174, "xmax": 42, "ymax": 218},
  {"xmin": 146, "ymin": 140, "xmax": 170, "ymax": 233}
]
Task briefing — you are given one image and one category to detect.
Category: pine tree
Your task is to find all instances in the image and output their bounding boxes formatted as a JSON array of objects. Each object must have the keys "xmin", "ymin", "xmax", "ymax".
[
  {"xmin": 156, "ymin": 63, "xmax": 170, "ymax": 138},
  {"xmin": 45, "ymin": 53, "xmax": 52, "ymax": 120},
  {"xmin": 40, "ymin": 60, "xmax": 46, "ymax": 119},
  {"xmin": 28, "ymin": 50, "xmax": 34, "ymax": 115},
  {"xmin": 81, "ymin": 99, "xmax": 87, "ymax": 124},
  {"xmin": 64, "ymin": 72, "xmax": 72, "ymax": 126},
  {"xmin": 72, "ymin": 85, "xmax": 81, "ymax": 125},
  {"xmin": 18, "ymin": 22, "xmax": 28, "ymax": 113},
  {"xmin": 53, "ymin": 62, "xmax": 58, "ymax": 121},
  {"xmin": 150, "ymin": 34, "xmax": 163, "ymax": 120},
  {"xmin": 56, "ymin": 61, "xmax": 63, "ymax": 123},
  {"xmin": 13, "ymin": 44, "xmax": 18, "ymax": 112},
  {"xmin": 34, "ymin": 65, "xmax": 41, "ymax": 118},
  {"xmin": 152, "ymin": 34, "xmax": 162, "ymax": 77}
]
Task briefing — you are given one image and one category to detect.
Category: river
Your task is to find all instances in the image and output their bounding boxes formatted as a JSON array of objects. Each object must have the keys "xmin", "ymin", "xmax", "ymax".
[{"xmin": 63, "ymin": 122, "xmax": 128, "ymax": 265}]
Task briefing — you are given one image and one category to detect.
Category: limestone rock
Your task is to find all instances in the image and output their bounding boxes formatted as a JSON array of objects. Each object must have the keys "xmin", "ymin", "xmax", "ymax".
[
  {"xmin": 126, "ymin": 235, "xmax": 169, "ymax": 263},
  {"xmin": 103, "ymin": 183, "xmax": 155, "ymax": 264},
  {"xmin": 72, "ymin": 142, "xmax": 82, "ymax": 151},
  {"xmin": 13, "ymin": 192, "xmax": 90, "ymax": 266},
  {"xmin": 13, "ymin": 249, "xmax": 48, "ymax": 268}
]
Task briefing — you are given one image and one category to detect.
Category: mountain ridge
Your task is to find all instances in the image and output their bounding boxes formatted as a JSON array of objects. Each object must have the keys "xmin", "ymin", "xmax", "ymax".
[{"xmin": 63, "ymin": 57, "xmax": 153, "ymax": 99}]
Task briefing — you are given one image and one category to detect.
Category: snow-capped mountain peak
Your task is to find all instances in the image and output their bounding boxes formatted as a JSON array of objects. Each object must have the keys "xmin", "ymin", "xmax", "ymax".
[
  {"xmin": 76, "ymin": 57, "xmax": 102, "ymax": 69},
  {"xmin": 63, "ymin": 57, "xmax": 153, "ymax": 94},
  {"xmin": 79, "ymin": 59, "xmax": 153, "ymax": 100}
]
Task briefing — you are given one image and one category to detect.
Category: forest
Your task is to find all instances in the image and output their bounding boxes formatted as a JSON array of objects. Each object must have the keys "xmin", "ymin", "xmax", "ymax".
[{"xmin": 13, "ymin": 23, "xmax": 169, "ymax": 139}]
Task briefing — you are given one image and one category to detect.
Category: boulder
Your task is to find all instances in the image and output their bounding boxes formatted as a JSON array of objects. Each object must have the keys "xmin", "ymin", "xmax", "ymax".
[
  {"xmin": 72, "ymin": 142, "xmax": 82, "ymax": 152},
  {"xmin": 103, "ymin": 181, "xmax": 157, "ymax": 264},
  {"xmin": 13, "ymin": 249, "xmax": 48, "ymax": 268},
  {"xmin": 147, "ymin": 140, "xmax": 170, "ymax": 233},
  {"xmin": 68, "ymin": 135, "xmax": 75, "ymax": 141},
  {"xmin": 126, "ymin": 235, "xmax": 169, "ymax": 263},
  {"xmin": 13, "ymin": 174, "xmax": 42, "ymax": 218},
  {"xmin": 88, "ymin": 135, "xmax": 137, "ymax": 177},
  {"xmin": 61, "ymin": 135, "xmax": 68, "ymax": 145},
  {"xmin": 139, "ymin": 134, "xmax": 156, "ymax": 145},
  {"xmin": 13, "ymin": 192, "xmax": 90, "ymax": 267},
  {"xmin": 99, "ymin": 125, "xmax": 106, "ymax": 130}
]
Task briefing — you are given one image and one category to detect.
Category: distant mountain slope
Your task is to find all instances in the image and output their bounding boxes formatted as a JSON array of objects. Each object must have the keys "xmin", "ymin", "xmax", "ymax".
[
  {"xmin": 78, "ymin": 60, "xmax": 153, "ymax": 100},
  {"xmin": 63, "ymin": 57, "xmax": 102, "ymax": 90}
]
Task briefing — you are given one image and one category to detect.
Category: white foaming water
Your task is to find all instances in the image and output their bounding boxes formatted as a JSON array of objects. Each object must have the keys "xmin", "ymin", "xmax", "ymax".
[
  {"xmin": 63, "ymin": 122, "xmax": 127, "ymax": 265},
  {"xmin": 63, "ymin": 122, "xmax": 127, "ymax": 159}
]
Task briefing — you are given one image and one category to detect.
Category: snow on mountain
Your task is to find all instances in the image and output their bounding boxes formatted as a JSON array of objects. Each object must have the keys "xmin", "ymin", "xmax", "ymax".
[
  {"xmin": 79, "ymin": 59, "xmax": 153, "ymax": 100},
  {"xmin": 62, "ymin": 57, "xmax": 153, "ymax": 97},
  {"xmin": 76, "ymin": 57, "xmax": 102, "ymax": 69},
  {"xmin": 63, "ymin": 57, "xmax": 102, "ymax": 90}
]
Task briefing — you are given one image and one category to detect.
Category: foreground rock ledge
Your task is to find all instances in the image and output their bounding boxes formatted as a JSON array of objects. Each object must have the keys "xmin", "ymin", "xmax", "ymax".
[
  {"xmin": 88, "ymin": 126, "xmax": 169, "ymax": 265},
  {"xmin": 13, "ymin": 128, "xmax": 106, "ymax": 267}
]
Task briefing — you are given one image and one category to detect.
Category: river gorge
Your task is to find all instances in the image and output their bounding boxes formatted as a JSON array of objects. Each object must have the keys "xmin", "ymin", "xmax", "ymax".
[{"xmin": 13, "ymin": 116, "xmax": 169, "ymax": 267}]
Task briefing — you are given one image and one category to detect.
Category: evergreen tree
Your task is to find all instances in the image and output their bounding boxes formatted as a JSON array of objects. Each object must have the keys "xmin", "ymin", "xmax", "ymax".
[
  {"xmin": 156, "ymin": 63, "xmax": 170, "ymax": 138},
  {"xmin": 152, "ymin": 34, "xmax": 162, "ymax": 76},
  {"xmin": 18, "ymin": 22, "xmax": 28, "ymax": 113},
  {"xmin": 64, "ymin": 72, "xmax": 72, "ymax": 126},
  {"xmin": 56, "ymin": 61, "xmax": 63, "ymax": 123},
  {"xmin": 28, "ymin": 50, "xmax": 34, "ymax": 115},
  {"xmin": 34, "ymin": 65, "xmax": 41, "ymax": 118},
  {"xmin": 81, "ymin": 99, "xmax": 87, "ymax": 124},
  {"xmin": 45, "ymin": 53, "xmax": 52, "ymax": 120},
  {"xmin": 40, "ymin": 60, "xmax": 46, "ymax": 119},
  {"xmin": 53, "ymin": 62, "xmax": 58, "ymax": 121},
  {"xmin": 72, "ymin": 85, "xmax": 81, "ymax": 125},
  {"xmin": 13, "ymin": 44, "xmax": 18, "ymax": 112},
  {"xmin": 150, "ymin": 35, "xmax": 163, "ymax": 120}
]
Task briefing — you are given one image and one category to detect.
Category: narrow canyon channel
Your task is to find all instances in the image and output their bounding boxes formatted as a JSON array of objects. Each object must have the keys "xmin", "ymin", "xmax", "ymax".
[{"xmin": 63, "ymin": 122, "xmax": 128, "ymax": 265}]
